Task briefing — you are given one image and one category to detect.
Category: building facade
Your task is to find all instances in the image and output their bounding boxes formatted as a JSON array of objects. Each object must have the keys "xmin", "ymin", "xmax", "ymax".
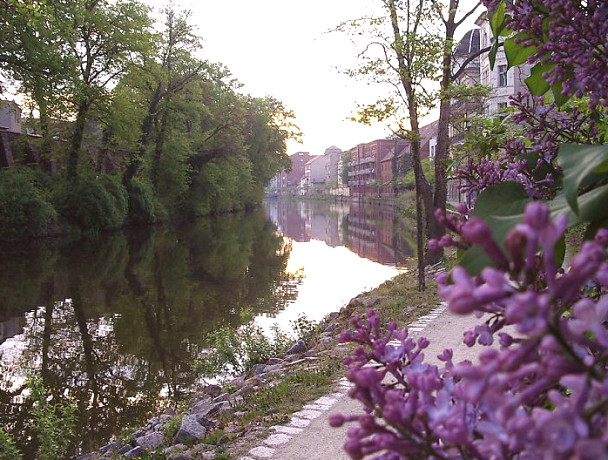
[
  {"xmin": 303, "ymin": 155, "xmax": 326, "ymax": 194},
  {"xmin": 0, "ymin": 101, "xmax": 22, "ymax": 134},
  {"xmin": 347, "ymin": 138, "xmax": 410, "ymax": 197},
  {"xmin": 477, "ymin": 13, "xmax": 531, "ymax": 115}
]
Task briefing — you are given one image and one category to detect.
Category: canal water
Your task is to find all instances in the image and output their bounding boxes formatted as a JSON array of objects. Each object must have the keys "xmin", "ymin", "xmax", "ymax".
[{"xmin": 0, "ymin": 199, "xmax": 413, "ymax": 457}]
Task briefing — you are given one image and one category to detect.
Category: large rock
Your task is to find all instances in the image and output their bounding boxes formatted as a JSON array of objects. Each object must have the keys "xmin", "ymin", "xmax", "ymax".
[
  {"xmin": 251, "ymin": 363, "xmax": 266, "ymax": 375},
  {"xmin": 174, "ymin": 415, "xmax": 207, "ymax": 444},
  {"xmin": 136, "ymin": 431, "xmax": 166, "ymax": 450},
  {"xmin": 190, "ymin": 398, "xmax": 223, "ymax": 418},
  {"xmin": 352, "ymin": 296, "xmax": 380, "ymax": 308},
  {"xmin": 286, "ymin": 339, "xmax": 307, "ymax": 355},
  {"xmin": 124, "ymin": 446, "xmax": 144, "ymax": 458},
  {"xmin": 203, "ymin": 384, "xmax": 222, "ymax": 397}
]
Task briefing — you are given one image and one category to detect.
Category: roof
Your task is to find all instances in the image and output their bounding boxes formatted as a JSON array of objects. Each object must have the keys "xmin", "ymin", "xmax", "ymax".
[
  {"xmin": 454, "ymin": 29, "xmax": 480, "ymax": 57},
  {"xmin": 304, "ymin": 155, "xmax": 322, "ymax": 166},
  {"xmin": 380, "ymin": 145, "xmax": 409, "ymax": 163}
]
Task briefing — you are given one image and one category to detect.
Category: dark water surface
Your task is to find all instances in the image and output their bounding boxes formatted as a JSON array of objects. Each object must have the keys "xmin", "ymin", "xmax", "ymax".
[{"xmin": 0, "ymin": 200, "xmax": 412, "ymax": 457}]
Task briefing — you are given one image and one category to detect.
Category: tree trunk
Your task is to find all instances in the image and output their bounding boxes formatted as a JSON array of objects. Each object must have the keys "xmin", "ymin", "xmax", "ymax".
[
  {"xmin": 387, "ymin": 0, "xmax": 432, "ymax": 290},
  {"xmin": 151, "ymin": 108, "xmax": 169, "ymax": 188},
  {"xmin": 427, "ymin": 0, "xmax": 459, "ymax": 265},
  {"xmin": 67, "ymin": 100, "xmax": 91, "ymax": 179},
  {"xmin": 123, "ymin": 83, "xmax": 163, "ymax": 184}
]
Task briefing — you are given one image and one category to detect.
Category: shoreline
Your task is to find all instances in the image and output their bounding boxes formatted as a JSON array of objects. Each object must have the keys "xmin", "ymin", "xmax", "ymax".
[{"xmin": 77, "ymin": 268, "xmax": 442, "ymax": 460}]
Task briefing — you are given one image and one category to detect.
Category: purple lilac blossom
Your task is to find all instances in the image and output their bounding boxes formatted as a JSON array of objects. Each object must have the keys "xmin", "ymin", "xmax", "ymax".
[{"xmin": 332, "ymin": 203, "xmax": 608, "ymax": 459}]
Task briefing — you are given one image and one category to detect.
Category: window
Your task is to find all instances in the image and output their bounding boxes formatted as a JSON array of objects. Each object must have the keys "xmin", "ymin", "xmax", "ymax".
[
  {"xmin": 498, "ymin": 102, "xmax": 508, "ymax": 111},
  {"xmin": 430, "ymin": 145, "xmax": 436, "ymax": 160},
  {"xmin": 498, "ymin": 65, "xmax": 508, "ymax": 87}
]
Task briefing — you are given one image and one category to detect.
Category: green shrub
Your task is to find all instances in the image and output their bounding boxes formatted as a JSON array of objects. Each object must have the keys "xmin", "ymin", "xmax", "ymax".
[
  {"xmin": 52, "ymin": 177, "xmax": 127, "ymax": 234},
  {"xmin": 126, "ymin": 178, "xmax": 156, "ymax": 225},
  {"xmin": 0, "ymin": 427, "xmax": 22, "ymax": 460},
  {"xmin": 291, "ymin": 314, "xmax": 319, "ymax": 344},
  {"xmin": 99, "ymin": 174, "xmax": 128, "ymax": 225},
  {"xmin": 198, "ymin": 324, "xmax": 291, "ymax": 378},
  {"xmin": 0, "ymin": 167, "xmax": 57, "ymax": 240},
  {"xmin": 28, "ymin": 375, "xmax": 77, "ymax": 460}
]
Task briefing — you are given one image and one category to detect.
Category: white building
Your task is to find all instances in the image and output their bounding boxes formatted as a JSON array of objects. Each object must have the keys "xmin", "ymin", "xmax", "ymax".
[
  {"xmin": 0, "ymin": 100, "xmax": 22, "ymax": 133},
  {"xmin": 476, "ymin": 13, "xmax": 531, "ymax": 115}
]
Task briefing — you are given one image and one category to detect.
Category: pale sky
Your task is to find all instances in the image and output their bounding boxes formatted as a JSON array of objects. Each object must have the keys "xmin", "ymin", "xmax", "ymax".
[{"xmin": 144, "ymin": 0, "xmax": 482, "ymax": 156}]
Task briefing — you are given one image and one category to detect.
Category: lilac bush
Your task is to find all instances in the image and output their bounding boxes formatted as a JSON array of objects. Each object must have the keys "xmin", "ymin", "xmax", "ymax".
[
  {"xmin": 455, "ymin": 94, "xmax": 603, "ymax": 201},
  {"xmin": 486, "ymin": 0, "xmax": 608, "ymax": 109},
  {"xmin": 331, "ymin": 2, "xmax": 608, "ymax": 458},
  {"xmin": 331, "ymin": 202, "xmax": 608, "ymax": 459}
]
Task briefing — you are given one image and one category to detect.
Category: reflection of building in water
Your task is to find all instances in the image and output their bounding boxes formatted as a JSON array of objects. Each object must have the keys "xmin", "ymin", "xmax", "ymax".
[
  {"xmin": 345, "ymin": 202, "xmax": 412, "ymax": 266},
  {"xmin": 265, "ymin": 200, "xmax": 412, "ymax": 267},
  {"xmin": 266, "ymin": 199, "xmax": 310, "ymax": 242}
]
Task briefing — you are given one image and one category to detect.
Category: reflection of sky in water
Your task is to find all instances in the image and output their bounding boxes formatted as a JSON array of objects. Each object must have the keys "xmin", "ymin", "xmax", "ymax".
[{"xmin": 255, "ymin": 239, "xmax": 402, "ymax": 333}]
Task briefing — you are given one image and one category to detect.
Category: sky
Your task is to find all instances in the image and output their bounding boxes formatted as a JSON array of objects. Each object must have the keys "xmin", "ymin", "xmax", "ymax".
[{"xmin": 144, "ymin": 0, "xmax": 482, "ymax": 157}]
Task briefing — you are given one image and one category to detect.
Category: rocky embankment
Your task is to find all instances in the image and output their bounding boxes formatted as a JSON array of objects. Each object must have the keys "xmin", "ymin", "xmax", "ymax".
[{"xmin": 76, "ymin": 297, "xmax": 381, "ymax": 460}]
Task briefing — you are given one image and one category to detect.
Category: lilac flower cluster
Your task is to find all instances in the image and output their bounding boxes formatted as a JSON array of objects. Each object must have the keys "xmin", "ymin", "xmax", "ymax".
[
  {"xmin": 455, "ymin": 94, "xmax": 601, "ymax": 201},
  {"xmin": 332, "ymin": 203, "xmax": 608, "ymax": 459},
  {"xmin": 483, "ymin": 0, "xmax": 608, "ymax": 109}
]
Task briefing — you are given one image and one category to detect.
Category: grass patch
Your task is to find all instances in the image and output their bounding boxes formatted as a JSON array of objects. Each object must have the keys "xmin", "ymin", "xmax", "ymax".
[
  {"xmin": 232, "ymin": 357, "xmax": 344, "ymax": 428},
  {"xmin": 163, "ymin": 414, "xmax": 183, "ymax": 440},
  {"xmin": 348, "ymin": 267, "xmax": 442, "ymax": 326}
]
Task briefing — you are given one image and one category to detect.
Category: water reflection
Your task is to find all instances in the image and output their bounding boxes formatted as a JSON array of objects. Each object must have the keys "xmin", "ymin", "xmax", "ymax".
[
  {"xmin": 265, "ymin": 199, "xmax": 413, "ymax": 266},
  {"xmin": 253, "ymin": 200, "xmax": 413, "ymax": 333},
  {"xmin": 0, "ymin": 200, "xmax": 413, "ymax": 457},
  {"xmin": 0, "ymin": 209, "xmax": 294, "ymax": 457}
]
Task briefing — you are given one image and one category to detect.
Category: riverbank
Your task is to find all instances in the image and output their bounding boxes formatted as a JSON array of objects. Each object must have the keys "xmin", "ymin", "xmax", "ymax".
[{"xmin": 76, "ymin": 265, "xmax": 442, "ymax": 460}]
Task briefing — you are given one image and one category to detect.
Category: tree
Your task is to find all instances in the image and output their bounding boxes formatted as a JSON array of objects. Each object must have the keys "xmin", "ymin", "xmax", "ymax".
[
  {"xmin": 332, "ymin": 1, "xmax": 608, "ymax": 458},
  {"xmin": 0, "ymin": 0, "xmax": 70, "ymax": 159},
  {"xmin": 338, "ymin": 0, "xmax": 443, "ymax": 290},
  {"xmin": 339, "ymin": 0, "xmax": 486, "ymax": 289},
  {"xmin": 427, "ymin": 0, "xmax": 485, "ymax": 263},
  {"xmin": 121, "ymin": 7, "xmax": 209, "ymax": 188},
  {"xmin": 59, "ymin": 0, "xmax": 153, "ymax": 179}
]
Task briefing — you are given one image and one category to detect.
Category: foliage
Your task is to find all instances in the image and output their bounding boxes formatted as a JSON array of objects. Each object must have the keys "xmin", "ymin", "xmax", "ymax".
[
  {"xmin": 290, "ymin": 314, "xmax": 319, "ymax": 345},
  {"xmin": 0, "ymin": 167, "xmax": 56, "ymax": 239},
  {"xmin": 125, "ymin": 178, "xmax": 157, "ymax": 225},
  {"xmin": 0, "ymin": 2, "xmax": 298, "ymax": 238},
  {"xmin": 333, "ymin": 1, "xmax": 608, "ymax": 459},
  {"xmin": 28, "ymin": 375, "xmax": 78, "ymax": 460},
  {"xmin": 163, "ymin": 414, "xmax": 183, "ymax": 441},
  {"xmin": 198, "ymin": 324, "xmax": 291, "ymax": 378},
  {"xmin": 0, "ymin": 427, "xmax": 22, "ymax": 460},
  {"xmin": 52, "ymin": 176, "xmax": 128, "ymax": 234},
  {"xmin": 398, "ymin": 158, "xmax": 435, "ymax": 188},
  {"xmin": 340, "ymin": 150, "xmax": 352, "ymax": 185}
]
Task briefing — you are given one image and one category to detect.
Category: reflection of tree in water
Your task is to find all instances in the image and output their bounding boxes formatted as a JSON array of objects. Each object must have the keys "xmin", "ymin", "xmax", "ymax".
[{"xmin": 0, "ymin": 208, "xmax": 294, "ymax": 457}]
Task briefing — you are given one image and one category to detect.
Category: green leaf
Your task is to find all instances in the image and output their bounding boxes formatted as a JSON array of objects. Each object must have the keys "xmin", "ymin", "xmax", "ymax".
[
  {"xmin": 490, "ymin": 1, "xmax": 507, "ymax": 37},
  {"xmin": 489, "ymin": 40, "xmax": 499, "ymax": 69},
  {"xmin": 458, "ymin": 183, "xmax": 531, "ymax": 275},
  {"xmin": 595, "ymin": 160, "xmax": 608, "ymax": 173},
  {"xmin": 549, "ymin": 183, "xmax": 608, "ymax": 227},
  {"xmin": 458, "ymin": 245, "xmax": 493, "ymax": 276},
  {"xmin": 551, "ymin": 81, "xmax": 569, "ymax": 107},
  {"xmin": 557, "ymin": 144, "xmax": 608, "ymax": 215},
  {"xmin": 525, "ymin": 63, "xmax": 553, "ymax": 96},
  {"xmin": 504, "ymin": 34, "xmax": 536, "ymax": 69},
  {"xmin": 472, "ymin": 182, "xmax": 529, "ymax": 222},
  {"xmin": 554, "ymin": 235, "xmax": 566, "ymax": 268}
]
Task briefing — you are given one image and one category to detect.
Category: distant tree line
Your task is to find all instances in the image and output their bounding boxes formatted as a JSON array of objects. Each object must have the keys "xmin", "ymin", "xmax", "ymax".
[{"xmin": 0, "ymin": 0, "xmax": 298, "ymax": 239}]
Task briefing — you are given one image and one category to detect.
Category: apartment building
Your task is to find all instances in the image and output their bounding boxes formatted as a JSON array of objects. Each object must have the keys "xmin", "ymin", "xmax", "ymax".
[
  {"xmin": 476, "ymin": 13, "xmax": 531, "ymax": 115},
  {"xmin": 303, "ymin": 155, "xmax": 326, "ymax": 194},
  {"xmin": 347, "ymin": 138, "xmax": 410, "ymax": 197}
]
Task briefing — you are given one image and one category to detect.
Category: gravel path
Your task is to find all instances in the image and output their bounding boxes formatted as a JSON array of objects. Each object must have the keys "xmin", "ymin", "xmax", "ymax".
[{"xmin": 238, "ymin": 305, "xmax": 486, "ymax": 460}]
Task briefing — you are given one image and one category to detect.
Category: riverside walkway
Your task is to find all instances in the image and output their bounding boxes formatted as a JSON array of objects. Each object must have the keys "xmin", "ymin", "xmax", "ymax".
[{"xmin": 238, "ymin": 305, "xmax": 484, "ymax": 460}]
